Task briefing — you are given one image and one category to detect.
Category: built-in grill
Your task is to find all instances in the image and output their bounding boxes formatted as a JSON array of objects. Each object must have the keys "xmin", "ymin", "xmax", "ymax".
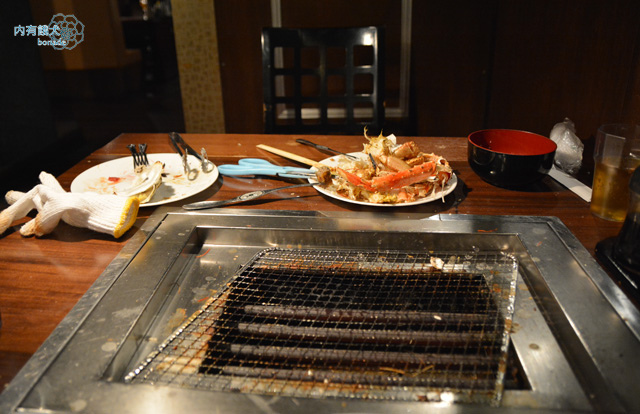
[
  {"xmin": 125, "ymin": 248, "xmax": 517, "ymax": 405},
  {"xmin": 2, "ymin": 209, "xmax": 640, "ymax": 413}
]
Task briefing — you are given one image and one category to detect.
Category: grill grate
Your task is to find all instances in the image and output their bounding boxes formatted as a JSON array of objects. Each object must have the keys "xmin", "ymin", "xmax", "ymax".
[{"xmin": 125, "ymin": 248, "xmax": 518, "ymax": 405}]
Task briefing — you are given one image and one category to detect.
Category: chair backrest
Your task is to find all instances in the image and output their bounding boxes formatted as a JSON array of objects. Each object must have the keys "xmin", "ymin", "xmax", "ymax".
[{"xmin": 262, "ymin": 26, "xmax": 385, "ymax": 135}]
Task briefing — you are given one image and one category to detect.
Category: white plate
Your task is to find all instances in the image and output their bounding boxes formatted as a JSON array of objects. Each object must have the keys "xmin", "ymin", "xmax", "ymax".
[
  {"xmin": 71, "ymin": 153, "xmax": 219, "ymax": 206},
  {"xmin": 310, "ymin": 153, "xmax": 457, "ymax": 207}
]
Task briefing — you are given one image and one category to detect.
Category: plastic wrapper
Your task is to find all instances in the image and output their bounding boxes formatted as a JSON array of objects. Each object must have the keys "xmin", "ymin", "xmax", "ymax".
[{"xmin": 550, "ymin": 118, "xmax": 584, "ymax": 174}]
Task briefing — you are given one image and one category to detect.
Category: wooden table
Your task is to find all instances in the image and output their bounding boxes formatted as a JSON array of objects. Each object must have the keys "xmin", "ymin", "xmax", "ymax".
[{"xmin": 0, "ymin": 133, "xmax": 623, "ymax": 391}]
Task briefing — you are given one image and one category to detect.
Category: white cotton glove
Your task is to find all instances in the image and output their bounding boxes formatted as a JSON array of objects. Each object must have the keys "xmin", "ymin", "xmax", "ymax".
[{"xmin": 0, "ymin": 172, "xmax": 140, "ymax": 238}]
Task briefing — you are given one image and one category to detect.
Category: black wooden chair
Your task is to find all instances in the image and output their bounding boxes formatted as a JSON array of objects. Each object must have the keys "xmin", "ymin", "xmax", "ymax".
[{"xmin": 262, "ymin": 26, "xmax": 385, "ymax": 135}]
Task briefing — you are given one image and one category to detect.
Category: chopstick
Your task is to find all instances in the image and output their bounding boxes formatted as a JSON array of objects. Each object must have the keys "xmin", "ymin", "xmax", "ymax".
[{"xmin": 256, "ymin": 144, "xmax": 322, "ymax": 168}]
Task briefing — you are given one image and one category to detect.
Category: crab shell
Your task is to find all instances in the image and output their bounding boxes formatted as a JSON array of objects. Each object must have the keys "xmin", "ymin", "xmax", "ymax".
[{"xmin": 116, "ymin": 161, "xmax": 164, "ymax": 203}]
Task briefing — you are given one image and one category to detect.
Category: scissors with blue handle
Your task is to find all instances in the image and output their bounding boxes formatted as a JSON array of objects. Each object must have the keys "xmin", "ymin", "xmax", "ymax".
[{"xmin": 217, "ymin": 158, "xmax": 315, "ymax": 179}]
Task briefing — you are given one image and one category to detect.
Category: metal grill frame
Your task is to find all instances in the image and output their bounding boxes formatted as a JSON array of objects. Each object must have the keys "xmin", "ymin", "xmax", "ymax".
[
  {"xmin": 126, "ymin": 247, "xmax": 518, "ymax": 405},
  {"xmin": 9, "ymin": 210, "xmax": 636, "ymax": 413}
]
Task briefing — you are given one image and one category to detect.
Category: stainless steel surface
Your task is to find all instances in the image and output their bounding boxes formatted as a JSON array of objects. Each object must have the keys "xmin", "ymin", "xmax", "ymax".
[{"xmin": 1, "ymin": 209, "xmax": 640, "ymax": 413}]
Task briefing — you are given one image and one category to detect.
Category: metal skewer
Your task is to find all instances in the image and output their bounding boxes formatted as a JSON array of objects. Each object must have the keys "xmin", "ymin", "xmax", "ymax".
[
  {"xmin": 182, "ymin": 183, "xmax": 317, "ymax": 210},
  {"xmin": 296, "ymin": 138, "xmax": 359, "ymax": 160}
]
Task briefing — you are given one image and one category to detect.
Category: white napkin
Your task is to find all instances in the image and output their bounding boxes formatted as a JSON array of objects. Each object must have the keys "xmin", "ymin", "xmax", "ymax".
[{"xmin": 548, "ymin": 165, "xmax": 592, "ymax": 202}]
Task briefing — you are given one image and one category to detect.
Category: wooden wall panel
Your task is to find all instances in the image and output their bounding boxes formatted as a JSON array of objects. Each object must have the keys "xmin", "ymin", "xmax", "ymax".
[
  {"xmin": 411, "ymin": 0, "xmax": 496, "ymax": 136},
  {"xmin": 486, "ymin": 0, "xmax": 640, "ymax": 140}
]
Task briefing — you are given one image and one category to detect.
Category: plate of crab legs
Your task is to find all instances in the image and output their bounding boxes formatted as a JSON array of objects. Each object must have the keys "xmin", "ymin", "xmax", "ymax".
[{"xmin": 256, "ymin": 139, "xmax": 458, "ymax": 207}]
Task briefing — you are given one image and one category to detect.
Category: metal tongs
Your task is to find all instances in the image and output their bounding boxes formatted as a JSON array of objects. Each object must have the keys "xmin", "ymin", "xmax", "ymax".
[{"xmin": 169, "ymin": 132, "xmax": 215, "ymax": 177}]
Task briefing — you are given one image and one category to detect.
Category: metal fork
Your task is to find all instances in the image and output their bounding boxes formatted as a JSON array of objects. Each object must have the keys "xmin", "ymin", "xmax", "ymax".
[{"xmin": 127, "ymin": 144, "xmax": 149, "ymax": 168}]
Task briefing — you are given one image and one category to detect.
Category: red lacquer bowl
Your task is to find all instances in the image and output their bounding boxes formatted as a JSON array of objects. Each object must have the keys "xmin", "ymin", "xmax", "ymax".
[{"xmin": 468, "ymin": 129, "xmax": 557, "ymax": 188}]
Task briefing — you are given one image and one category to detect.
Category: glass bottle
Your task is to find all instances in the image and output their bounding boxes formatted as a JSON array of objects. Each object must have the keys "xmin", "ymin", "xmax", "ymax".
[{"xmin": 614, "ymin": 167, "xmax": 640, "ymax": 276}]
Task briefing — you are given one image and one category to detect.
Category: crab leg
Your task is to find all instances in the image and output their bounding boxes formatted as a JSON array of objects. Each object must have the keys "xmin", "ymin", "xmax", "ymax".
[
  {"xmin": 335, "ymin": 168, "xmax": 376, "ymax": 191},
  {"xmin": 371, "ymin": 162, "xmax": 437, "ymax": 191}
]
